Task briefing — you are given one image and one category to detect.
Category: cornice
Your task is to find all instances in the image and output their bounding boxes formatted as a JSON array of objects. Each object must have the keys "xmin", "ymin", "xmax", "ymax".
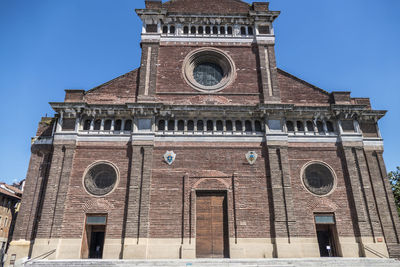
[
  {"xmin": 136, "ymin": 9, "xmax": 279, "ymax": 23},
  {"xmin": 49, "ymin": 101, "xmax": 386, "ymax": 121}
]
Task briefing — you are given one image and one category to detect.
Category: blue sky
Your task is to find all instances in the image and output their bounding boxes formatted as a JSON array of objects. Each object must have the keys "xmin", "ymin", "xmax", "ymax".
[{"xmin": 0, "ymin": 0, "xmax": 399, "ymax": 184}]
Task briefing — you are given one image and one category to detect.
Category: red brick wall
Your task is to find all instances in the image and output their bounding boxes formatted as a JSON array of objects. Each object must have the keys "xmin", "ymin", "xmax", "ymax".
[
  {"xmin": 59, "ymin": 142, "xmax": 130, "ymax": 239},
  {"xmin": 149, "ymin": 143, "xmax": 271, "ymax": 239},
  {"xmin": 25, "ymin": 142, "xmax": 359, "ymax": 242},
  {"xmin": 145, "ymin": 1, "xmax": 161, "ymax": 9},
  {"xmin": 278, "ymin": 70, "xmax": 331, "ymax": 106},
  {"xmin": 84, "ymin": 70, "xmax": 138, "ymax": 105},
  {"xmin": 162, "ymin": 0, "xmax": 250, "ymax": 14},
  {"xmin": 155, "ymin": 45, "xmax": 262, "ymax": 105},
  {"xmin": 252, "ymin": 2, "xmax": 269, "ymax": 12},
  {"xmin": 288, "ymin": 143, "xmax": 356, "ymax": 238},
  {"xmin": 13, "ymin": 143, "xmax": 53, "ymax": 241}
]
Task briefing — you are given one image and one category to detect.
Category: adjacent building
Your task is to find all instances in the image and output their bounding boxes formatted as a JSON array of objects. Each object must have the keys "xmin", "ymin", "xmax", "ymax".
[
  {"xmin": 7, "ymin": 0, "xmax": 400, "ymax": 265},
  {"xmin": 0, "ymin": 182, "xmax": 22, "ymax": 262}
]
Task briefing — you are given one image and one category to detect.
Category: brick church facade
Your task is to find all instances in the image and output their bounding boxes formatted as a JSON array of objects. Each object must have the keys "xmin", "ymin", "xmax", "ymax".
[{"xmin": 7, "ymin": 0, "xmax": 400, "ymax": 264}]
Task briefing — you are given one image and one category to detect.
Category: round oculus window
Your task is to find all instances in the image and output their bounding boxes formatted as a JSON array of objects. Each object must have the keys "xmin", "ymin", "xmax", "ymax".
[
  {"xmin": 183, "ymin": 48, "xmax": 236, "ymax": 92},
  {"xmin": 302, "ymin": 162, "xmax": 335, "ymax": 196},
  {"xmin": 193, "ymin": 63, "xmax": 224, "ymax": 87},
  {"xmin": 84, "ymin": 162, "xmax": 118, "ymax": 196}
]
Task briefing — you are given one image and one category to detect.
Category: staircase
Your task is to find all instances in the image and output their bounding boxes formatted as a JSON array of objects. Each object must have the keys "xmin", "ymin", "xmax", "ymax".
[
  {"xmin": 388, "ymin": 244, "xmax": 400, "ymax": 259},
  {"xmin": 25, "ymin": 258, "xmax": 400, "ymax": 267}
]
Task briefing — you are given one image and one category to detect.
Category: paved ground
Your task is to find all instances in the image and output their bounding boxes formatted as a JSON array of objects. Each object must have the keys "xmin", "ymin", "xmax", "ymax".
[{"xmin": 24, "ymin": 258, "xmax": 400, "ymax": 267}]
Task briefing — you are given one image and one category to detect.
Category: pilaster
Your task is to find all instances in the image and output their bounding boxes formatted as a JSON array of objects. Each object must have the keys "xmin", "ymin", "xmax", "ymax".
[
  {"xmin": 354, "ymin": 148, "xmax": 384, "ymax": 238},
  {"xmin": 35, "ymin": 142, "xmax": 76, "ymax": 241},
  {"xmin": 264, "ymin": 121, "xmax": 296, "ymax": 257},
  {"xmin": 364, "ymin": 149, "xmax": 400, "ymax": 257},
  {"xmin": 137, "ymin": 42, "xmax": 160, "ymax": 102},
  {"xmin": 341, "ymin": 145, "xmax": 372, "ymax": 256},
  {"xmin": 122, "ymin": 141, "xmax": 154, "ymax": 258},
  {"xmin": 257, "ymin": 45, "xmax": 280, "ymax": 104},
  {"xmin": 12, "ymin": 145, "xmax": 52, "ymax": 242}
]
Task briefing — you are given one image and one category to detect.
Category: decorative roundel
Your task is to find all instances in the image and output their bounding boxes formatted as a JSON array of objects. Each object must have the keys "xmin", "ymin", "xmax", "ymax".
[
  {"xmin": 83, "ymin": 162, "xmax": 119, "ymax": 196},
  {"xmin": 302, "ymin": 162, "xmax": 336, "ymax": 196},
  {"xmin": 182, "ymin": 47, "xmax": 236, "ymax": 92}
]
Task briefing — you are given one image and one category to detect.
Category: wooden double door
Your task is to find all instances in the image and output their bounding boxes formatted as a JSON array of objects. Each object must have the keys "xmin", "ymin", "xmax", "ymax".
[{"xmin": 196, "ymin": 192, "xmax": 229, "ymax": 258}]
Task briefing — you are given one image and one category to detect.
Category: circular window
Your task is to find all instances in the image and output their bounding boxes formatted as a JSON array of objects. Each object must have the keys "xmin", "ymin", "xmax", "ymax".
[
  {"xmin": 83, "ymin": 162, "xmax": 118, "ymax": 196},
  {"xmin": 302, "ymin": 162, "xmax": 336, "ymax": 196},
  {"xmin": 193, "ymin": 63, "xmax": 223, "ymax": 86},
  {"xmin": 183, "ymin": 48, "xmax": 236, "ymax": 92}
]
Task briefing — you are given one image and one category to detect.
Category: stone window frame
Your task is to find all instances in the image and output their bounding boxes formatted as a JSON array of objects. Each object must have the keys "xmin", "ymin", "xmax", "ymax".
[
  {"xmin": 162, "ymin": 25, "xmax": 168, "ymax": 34},
  {"xmin": 182, "ymin": 47, "xmax": 236, "ymax": 93},
  {"xmin": 213, "ymin": 26, "xmax": 218, "ymax": 35},
  {"xmin": 104, "ymin": 119, "xmax": 112, "ymax": 131},
  {"xmin": 306, "ymin": 121, "xmax": 314, "ymax": 132},
  {"xmin": 300, "ymin": 161, "xmax": 338, "ymax": 197},
  {"xmin": 183, "ymin": 26, "xmax": 189, "ymax": 34},
  {"xmin": 145, "ymin": 24, "xmax": 157, "ymax": 33},
  {"xmin": 258, "ymin": 25, "xmax": 271, "ymax": 35},
  {"xmin": 160, "ymin": 24, "xmax": 255, "ymax": 37},
  {"xmin": 83, "ymin": 119, "xmax": 91, "ymax": 131},
  {"xmin": 286, "ymin": 121, "xmax": 294, "ymax": 132},
  {"xmin": 82, "ymin": 160, "xmax": 120, "ymax": 198},
  {"xmin": 61, "ymin": 118, "xmax": 76, "ymax": 131},
  {"xmin": 296, "ymin": 121, "xmax": 304, "ymax": 132},
  {"xmin": 341, "ymin": 120, "xmax": 356, "ymax": 133},
  {"xmin": 316, "ymin": 121, "xmax": 324, "ymax": 133}
]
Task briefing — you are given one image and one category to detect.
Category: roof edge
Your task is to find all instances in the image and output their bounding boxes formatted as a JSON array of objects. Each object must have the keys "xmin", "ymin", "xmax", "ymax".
[
  {"xmin": 277, "ymin": 68, "xmax": 330, "ymax": 96},
  {"xmin": 85, "ymin": 68, "xmax": 140, "ymax": 94}
]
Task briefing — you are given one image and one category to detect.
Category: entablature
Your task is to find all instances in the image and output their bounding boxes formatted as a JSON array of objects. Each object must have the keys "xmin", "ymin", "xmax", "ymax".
[
  {"xmin": 137, "ymin": 7, "xmax": 278, "ymax": 42},
  {"xmin": 50, "ymin": 102, "xmax": 385, "ymax": 122},
  {"xmin": 136, "ymin": 10, "xmax": 280, "ymax": 23}
]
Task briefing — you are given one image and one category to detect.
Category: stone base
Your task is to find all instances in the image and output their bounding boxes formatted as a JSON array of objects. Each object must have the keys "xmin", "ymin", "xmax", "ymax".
[
  {"xmin": 5, "ymin": 236, "xmax": 390, "ymax": 266},
  {"xmin": 274, "ymin": 238, "xmax": 320, "ymax": 258},
  {"xmin": 25, "ymin": 258, "xmax": 400, "ymax": 267},
  {"xmin": 103, "ymin": 239, "xmax": 122, "ymax": 259},
  {"xmin": 6, "ymin": 239, "xmax": 30, "ymax": 267},
  {"xmin": 122, "ymin": 238, "xmax": 147, "ymax": 259},
  {"xmin": 229, "ymin": 238, "xmax": 274, "ymax": 258},
  {"xmin": 361, "ymin": 237, "xmax": 390, "ymax": 258},
  {"xmin": 180, "ymin": 243, "xmax": 196, "ymax": 259}
]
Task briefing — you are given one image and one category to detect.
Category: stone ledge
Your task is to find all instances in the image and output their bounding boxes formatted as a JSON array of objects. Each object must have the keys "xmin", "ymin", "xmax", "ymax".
[{"xmin": 25, "ymin": 258, "xmax": 400, "ymax": 267}]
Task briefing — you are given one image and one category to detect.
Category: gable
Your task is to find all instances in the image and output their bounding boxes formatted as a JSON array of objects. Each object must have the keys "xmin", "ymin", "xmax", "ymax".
[
  {"xmin": 84, "ymin": 69, "xmax": 139, "ymax": 104},
  {"xmin": 162, "ymin": 0, "xmax": 250, "ymax": 14},
  {"xmin": 81, "ymin": 67, "xmax": 333, "ymax": 106},
  {"xmin": 277, "ymin": 69, "xmax": 331, "ymax": 106}
]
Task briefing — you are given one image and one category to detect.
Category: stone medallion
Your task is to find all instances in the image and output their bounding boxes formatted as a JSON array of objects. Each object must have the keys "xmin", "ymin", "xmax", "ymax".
[
  {"xmin": 246, "ymin": 151, "xmax": 258, "ymax": 165},
  {"xmin": 164, "ymin": 151, "xmax": 176, "ymax": 165}
]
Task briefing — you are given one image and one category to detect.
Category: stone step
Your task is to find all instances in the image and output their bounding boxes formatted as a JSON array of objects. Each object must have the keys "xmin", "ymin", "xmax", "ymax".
[
  {"xmin": 388, "ymin": 244, "xmax": 400, "ymax": 259},
  {"xmin": 24, "ymin": 258, "xmax": 400, "ymax": 267}
]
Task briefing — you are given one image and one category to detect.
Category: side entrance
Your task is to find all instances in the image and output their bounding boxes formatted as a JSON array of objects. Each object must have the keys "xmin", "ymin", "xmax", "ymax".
[
  {"xmin": 196, "ymin": 192, "xmax": 229, "ymax": 258},
  {"xmin": 315, "ymin": 214, "xmax": 340, "ymax": 257}
]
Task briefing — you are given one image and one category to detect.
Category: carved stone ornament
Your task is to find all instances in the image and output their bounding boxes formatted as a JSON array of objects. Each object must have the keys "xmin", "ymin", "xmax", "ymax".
[
  {"xmin": 246, "ymin": 151, "xmax": 258, "ymax": 165},
  {"xmin": 164, "ymin": 151, "xmax": 176, "ymax": 165}
]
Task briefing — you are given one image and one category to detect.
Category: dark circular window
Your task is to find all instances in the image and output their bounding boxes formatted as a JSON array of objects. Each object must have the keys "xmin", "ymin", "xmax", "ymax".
[
  {"xmin": 302, "ymin": 163, "xmax": 335, "ymax": 196},
  {"xmin": 193, "ymin": 63, "xmax": 223, "ymax": 87},
  {"xmin": 183, "ymin": 48, "xmax": 236, "ymax": 92},
  {"xmin": 84, "ymin": 162, "xmax": 118, "ymax": 196}
]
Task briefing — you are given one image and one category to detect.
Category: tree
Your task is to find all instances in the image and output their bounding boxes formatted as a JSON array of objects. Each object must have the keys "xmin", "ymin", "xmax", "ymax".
[{"xmin": 389, "ymin": 167, "xmax": 400, "ymax": 217}]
